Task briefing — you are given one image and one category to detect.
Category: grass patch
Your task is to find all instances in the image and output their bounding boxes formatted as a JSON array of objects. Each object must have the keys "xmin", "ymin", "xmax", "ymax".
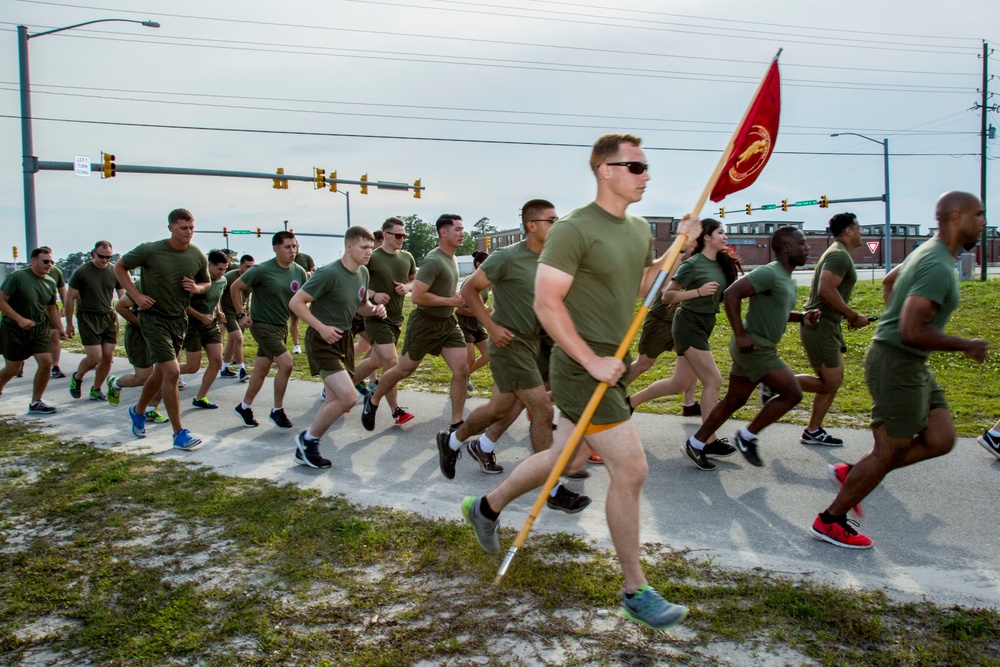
[{"xmin": 1, "ymin": 418, "xmax": 998, "ymax": 665}]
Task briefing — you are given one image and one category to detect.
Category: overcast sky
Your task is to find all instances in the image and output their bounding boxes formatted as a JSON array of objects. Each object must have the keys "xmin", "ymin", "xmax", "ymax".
[{"xmin": 2, "ymin": 0, "xmax": 997, "ymax": 264}]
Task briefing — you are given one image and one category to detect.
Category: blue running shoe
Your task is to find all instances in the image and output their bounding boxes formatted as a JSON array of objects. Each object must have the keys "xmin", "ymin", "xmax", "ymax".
[
  {"xmin": 128, "ymin": 405, "xmax": 147, "ymax": 438},
  {"xmin": 620, "ymin": 585, "xmax": 688, "ymax": 630},
  {"xmin": 172, "ymin": 429, "xmax": 202, "ymax": 450}
]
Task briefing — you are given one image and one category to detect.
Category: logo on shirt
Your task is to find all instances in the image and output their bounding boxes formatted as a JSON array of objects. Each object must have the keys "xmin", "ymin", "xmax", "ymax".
[
  {"xmin": 357, "ymin": 286, "xmax": 366, "ymax": 302},
  {"xmin": 290, "ymin": 280, "xmax": 301, "ymax": 293}
]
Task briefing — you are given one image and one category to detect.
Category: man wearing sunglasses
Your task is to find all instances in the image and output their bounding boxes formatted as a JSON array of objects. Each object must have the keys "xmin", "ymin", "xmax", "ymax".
[
  {"xmin": 461, "ymin": 134, "xmax": 699, "ymax": 631},
  {"xmin": 353, "ymin": 217, "xmax": 417, "ymax": 425},
  {"xmin": 64, "ymin": 240, "xmax": 121, "ymax": 402},
  {"xmin": 0, "ymin": 246, "xmax": 67, "ymax": 414}
]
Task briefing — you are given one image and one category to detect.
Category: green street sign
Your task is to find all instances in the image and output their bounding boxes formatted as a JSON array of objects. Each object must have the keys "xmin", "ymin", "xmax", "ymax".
[
  {"xmin": 761, "ymin": 204, "xmax": 777, "ymax": 210},
  {"xmin": 230, "ymin": 229, "xmax": 252, "ymax": 235},
  {"xmin": 794, "ymin": 200, "xmax": 818, "ymax": 207}
]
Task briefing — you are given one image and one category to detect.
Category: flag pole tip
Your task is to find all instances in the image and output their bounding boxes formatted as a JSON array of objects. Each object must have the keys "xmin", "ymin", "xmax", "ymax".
[{"xmin": 774, "ymin": 48, "xmax": 783, "ymax": 60}]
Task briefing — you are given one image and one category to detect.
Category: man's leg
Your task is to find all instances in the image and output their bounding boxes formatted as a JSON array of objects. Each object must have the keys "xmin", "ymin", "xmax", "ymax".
[
  {"xmin": 143, "ymin": 359, "xmax": 182, "ymax": 434},
  {"xmin": 73, "ymin": 345, "xmax": 102, "ymax": 390},
  {"xmin": 309, "ymin": 371, "xmax": 362, "ymax": 438},
  {"xmin": 745, "ymin": 365, "xmax": 802, "ymax": 435},
  {"xmin": 484, "ymin": 398, "xmax": 524, "ymax": 445},
  {"xmin": 624, "ymin": 353, "xmax": 656, "ymax": 386},
  {"xmin": 49, "ymin": 329, "xmax": 63, "ymax": 374},
  {"xmin": 289, "ymin": 314, "xmax": 301, "ymax": 350},
  {"xmin": 31, "ymin": 352, "xmax": 53, "ymax": 402},
  {"xmin": 0, "ymin": 358, "xmax": 22, "ymax": 393},
  {"xmin": 629, "ymin": 357, "xmax": 696, "ymax": 409},
  {"xmin": 369, "ymin": 353, "xmax": 420, "ymax": 406},
  {"xmin": 682, "ymin": 349, "xmax": 723, "ymax": 440},
  {"xmin": 454, "ymin": 387, "xmax": 519, "ymax": 441},
  {"xmin": 196, "ymin": 343, "xmax": 223, "ymax": 401},
  {"xmin": 441, "ymin": 346, "xmax": 470, "ymax": 425},
  {"xmin": 796, "ymin": 362, "xmax": 845, "ymax": 432},
  {"xmin": 179, "ymin": 350, "xmax": 202, "ymax": 376},
  {"xmin": 468, "ymin": 339, "xmax": 490, "ymax": 377},
  {"xmin": 369, "ymin": 343, "xmax": 401, "ymax": 411},
  {"xmin": 272, "ymin": 351, "xmax": 294, "ymax": 408},
  {"xmin": 242, "ymin": 355, "xmax": 272, "ymax": 406},
  {"xmin": 692, "ymin": 373, "xmax": 756, "ymax": 443},
  {"xmin": 93, "ymin": 342, "xmax": 116, "ymax": 392}
]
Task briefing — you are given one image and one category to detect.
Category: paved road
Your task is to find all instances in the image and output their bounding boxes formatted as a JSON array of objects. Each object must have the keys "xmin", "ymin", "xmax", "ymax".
[{"xmin": 3, "ymin": 352, "xmax": 999, "ymax": 609}]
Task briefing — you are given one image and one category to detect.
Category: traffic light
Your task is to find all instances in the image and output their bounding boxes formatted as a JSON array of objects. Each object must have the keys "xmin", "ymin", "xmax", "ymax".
[
  {"xmin": 314, "ymin": 168, "xmax": 326, "ymax": 189},
  {"xmin": 101, "ymin": 152, "xmax": 116, "ymax": 178},
  {"xmin": 820, "ymin": 195, "xmax": 829, "ymax": 208},
  {"xmin": 781, "ymin": 199, "xmax": 788, "ymax": 212},
  {"xmin": 256, "ymin": 227, "xmax": 262, "ymax": 238},
  {"xmin": 273, "ymin": 168, "xmax": 288, "ymax": 190},
  {"xmin": 360, "ymin": 174, "xmax": 369, "ymax": 195},
  {"xmin": 12, "ymin": 246, "xmax": 18, "ymax": 259},
  {"xmin": 329, "ymin": 170, "xmax": 337, "ymax": 193},
  {"xmin": 413, "ymin": 178, "xmax": 421, "ymax": 199},
  {"xmin": 718, "ymin": 208, "xmax": 725, "ymax": 219},
  {"xmin": 746, "ymin": 204, "xmax": 752, "ymax": 215},
  {"xmin": 223, "ymin": 227, "xmax": 228, "ymax": 237}
]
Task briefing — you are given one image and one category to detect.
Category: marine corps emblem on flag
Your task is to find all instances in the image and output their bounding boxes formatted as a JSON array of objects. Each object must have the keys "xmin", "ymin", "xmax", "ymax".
[{"xmin": 727, "ymin": 124, "xmax": 773, "ymax": 186}]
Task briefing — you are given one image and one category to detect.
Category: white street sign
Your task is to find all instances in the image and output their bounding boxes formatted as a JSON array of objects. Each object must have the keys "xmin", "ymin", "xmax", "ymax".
[{"xmin": 74, "ymin": 155, "xmax": 91, "ymax": 177}]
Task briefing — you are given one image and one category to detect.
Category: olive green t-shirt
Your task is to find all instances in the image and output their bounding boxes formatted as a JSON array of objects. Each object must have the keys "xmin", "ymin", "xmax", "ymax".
[
  {"xmin": 49, "ymin": 265, "xmax": 65, "ymax": 292},
  {"xmin": 743, "ymin": 261, "xmax": 798, "ymax": 347},
  {"xmin": 220, "ymin": 268, "xmax": 246, "ymax": 312},
  {"xmin": 0, "ymin": 268, "xmax": 57, "ymax": 326},
  {"xmin": 68, "ymin": 261, "xmax": 118, "ymax": 314},
  {"xmin": 804, "ymin": 241, "xmax": 856, "ymax": 324},
  {"xmin": 414, "ymin": 247, "xmax": 459, "ymax": 319},
  {"xmin": 673, "ymin": 253, "xmax": 728, "ymax": 314},
  {"xmin": 240, "ymin": 258, "xmax": 308, "ymax": 326},
  {"xmin": 539, "ymin": 202, "xmax": 653, "ymax": 347},
  {"xmin": 189, "ymin": 276, "xmax": 227, "ymax": 316},
  {"xmin": 872, "ymin": 236, "xmax": 959, "ymax": 359},
  {"xmin": 301, "ymin": 260, "xmax": 369, "ymax": 330},
  {"xmin": 119, "ymin": 240, "xmax": 210, "ymax": 318},
  {"xmin": 294, "ymin": 252, "xmax": 317, "ymax": 273},
  {"xmin": 366, "ymin": 246, "xmax": 416, "ymax": 326},
  {"xmin": 481, "ymin": 240, "xmax": 540, "ymax": 337}
]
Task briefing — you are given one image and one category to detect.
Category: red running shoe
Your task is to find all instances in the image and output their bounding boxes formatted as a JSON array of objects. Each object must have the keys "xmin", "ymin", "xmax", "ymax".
[
  {"xmin": 393, "ymin": 407, "xmax": 415, "ymax": 425},
  {"xmin": 588, "ymin": 452, "xmax": 603, "ymax": 465},
  {"xmin": 810, "ymin": 514, "xmax": 873, "ymax": 549},
  {"xmin": 828, "ymin": 463, "xmax": 864, "ymax": 519}
]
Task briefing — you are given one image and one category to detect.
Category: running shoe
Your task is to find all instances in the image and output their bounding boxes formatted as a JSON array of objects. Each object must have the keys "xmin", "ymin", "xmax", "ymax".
[
  {"xmin": 620, "ymin": 585, "xmax": 689, "ymax": 630},
  {"xmin": 734, "ymin": 432, "xmax": 763, "ymax": 467},
  {"xmin": 219, "ymin": 367, "xmax": 237, "ymax": 379},
  {"xmin": 546, "ymin": 485, "xmax": 592, "ymax": 514},
  {"xmin": 703, "ymin": 438, "xmax": 737, "ymax": 458},
  {"xmin": 467, "ymin": 379, "xmax": 474, "ymax": 392},
  {"xmin": 294, "ymin": 431, "xmax": 332, "ymax": 468},
  {"xmin": 269, "ymin": 408, "xmax": 293, "ymax": 429},
  {"xmin": 828, "ymin": 463, "xmax": 865, "ymax": 518},
  {"xmin": 89, "ymin": 389, "xmax": 107, "ymax": 402},
  {"xmin": 436, "ymin": 431, "xmax": 461, "ymax": 479},
  {"xmin": 50, "ymin": 366, "xmax": 66, "ymax": 379},
  {"xmin": 392, "ymin": 407, "xmax": 415, "ymax": 425},
  {"xmin": 145, "ymin": 409, "xmax": 168, "ymax": 424},
  {"xmin": 625, "ymin": 395, "xmax": 635, "ymax": 416},
  {"xmin": 234, "ymin": 404, "xmax": 259, "ymax": 428},
  {"xmin": 177, "ymin": 380, "xmax": 186, "ymax": 389},
  {"xmin": 355, "ymin": 381, "xmax": 371, "ymax": 399},
  {"xmin": 468, "ymin": 439, "xmax": 504, "ymax": 474},
  {"xmin": 801, "ymin": 428, "xmax": 844, "ymax": 447},
  {"xmin": 683, "ymin": 439, "xmax": 716, "ymax": 471},
  {"xmin": 361, "ymin": 394, "xmax": 377, "ymax": 431},
  {"xmin": 172, "ymin": 429, "xmax": 202, "ymax": 451},
  {"xmin": 128, "ymin": 405, "xmax": 147, "ymax": 437},
  {"xmin": 238, "ymin": 368, "xmax": 250, "ymax": 383},
  {"xmin": 461, "ymin": 496, "xmax": 499, "ymax": 554},
  {"xmin": 68, "ymin": 374, "xmax": 82, "ymax": 399},
  {"xmin": 564, "ymin": 469, "xmax": 590, "ymax": 479},
  {"xmin": 682, "ymin": 402, "xmax": 702, "ymax": 417},
  {"xmin": 809, "ymin": 514, "xmax": 872, "ymax": 549},
  {"xmin": 976, "ymin": 431, "xmax": 1000, "ymax": 460},
  {"xmin": 292, "ymin": 344, "xmax": 302, "ymax": 354},
  {"xmin": 106, "ymin": 376, "xmax": 121, "ymax": 406},
  {"xmin": 28, "ymin": 401, "xmax": 56, "ymax": 415},
  {"xmin": 588, "ymin": 452, "xmax": 604, "ymax": 465},
  {"xmin": 192, "ymin": 397, "xmax": 218, "ymax": 409}
]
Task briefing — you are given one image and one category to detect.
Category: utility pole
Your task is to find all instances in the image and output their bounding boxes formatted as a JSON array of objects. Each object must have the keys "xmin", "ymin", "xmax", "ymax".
[{"xmin": 978, "ymin": 41, "xmax": 997, "ymax": 280}]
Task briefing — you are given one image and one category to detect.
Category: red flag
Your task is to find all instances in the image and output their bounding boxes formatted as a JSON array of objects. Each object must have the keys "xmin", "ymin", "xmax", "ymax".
[{"xmin": 709, "ymin": 59, "xmax": 781, "ymax": 202}]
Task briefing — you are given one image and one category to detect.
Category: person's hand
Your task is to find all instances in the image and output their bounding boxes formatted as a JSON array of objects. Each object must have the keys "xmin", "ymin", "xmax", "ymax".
[
  {"xmin": 239, "ymin": 316, "xmax": 253, "ymax": 329},
  {"xmin": 58, "ymin": 329, "xmax": 68, "ymax": 340},
  {"xmin": 697, "ymin": 281, "xmax": 720, "ymax": 297},
  {"xmin": 66, "ymin": 323, "xmax": 76, "ymax": 338},
  {"xmin": 803, "ymin": 309, "xmax": 821, "ymax": 326},
  {"xmin": 320, "ymin": 324, "xmax": 343, "ymax": 344},
  {"xmin": 373, "ymin": 292, "xmax": 391, "ymax": 305},
  {"xmin": 180, "ymin": 276, "xmax": 198, "ymax": 293},
  {"xmin": 16, "ymin": 316, "xmax": 35, "ymax": 330},
  {"xmin": 134, "ymin": 294, "xmax": 155, "ymax": 310},
  {"xmin": 966, "ymin": 338, "xmax": 988, "ymax": 364},
  {"xmin": 393, "ymin": 281, "xmax": 409, "ymax": 296},
  {"xmin": 676, "ymin": 213, "xmax": 701, "ymax": 250},
  {"xmin": 488, "ymin": 324, "xmax": 515, "ymax": 348},
  {"xmin": 735, "ymin": 332, "xmax": 755, "ymax": 354},
  {"xmin": 849, "ymin": 314, "xmax": 869, "ymax": 329},
  {"xmin": 372, "ymin": 304, "xmax": 387, "ymax": 320},
  {"xmin": 450, "ymin": 293, "xmax": 465, "ymax": 308},
  {"xmin": 584, "ymin": 356, "xmax": 626, "ymax": 385},
  {"xmin": 200, "ymin": 313, "xmax": 214, "ymax": 326}
]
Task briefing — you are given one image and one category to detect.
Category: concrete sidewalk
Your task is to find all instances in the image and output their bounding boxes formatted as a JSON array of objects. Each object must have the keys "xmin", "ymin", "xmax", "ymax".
[{"xmin": 3, "ymin": 352, "xmax": 999, "ymax": 609}]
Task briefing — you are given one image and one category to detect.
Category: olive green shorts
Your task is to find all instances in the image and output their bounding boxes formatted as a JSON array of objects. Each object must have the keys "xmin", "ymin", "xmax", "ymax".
[
  {"xmin": 537, "ymin": 331, "xmax": 553, "ymax": 384},
  {"xmin": 364, "ymin": 317, "xmax": 401, "ymax": 346},
  {"xmin": 124, "ymin": 322, "xmax": 152, "ymax": 369},
  {"xmin": 77, "ymin": 311, "xmax": 118, "ymax": 347},
  {"xmin": 0, "ymin": 321, "xmax": 49, "ymax": 362},
  {"xmin": 183, "ymin": 317, "xmax": 223, "ymax": 353},
  {"xmin": 800, "ymin": 317, "xmax": 846, "ymax": 369},
  {"xmin": 459, "ymin": 314, "xmax": 488, "ymax": 344},
  {"xmin": 728, "ymin": 334, "xmax": 787, "ymax": 383},
  {"xmin": 400, "ymin": 310, "xmax": 465, "ymax": 361},
  {"xmin": 637, "ymin": 310, "xmax": 675, "ymax": 359},
  {"xmin": 672, "ymin": 307, "xmax": 716, "ymax": 355},
  {"xmin": 550, "ymin": 343, "xmax": 631, "ymax": 426},
  {"xmin": 864, "ymin": 341, "xmax": 948, "ymax": 439},
  {"xmin": 250, "ymin": 322, "xmax": 290, "ymax": 361},
  {"xmin": 305, "ymin": 327, "xmax": 355, "ymax": 378},
  {"xmin": 351, "ymin": 315, "xmax": 367, "ymax": 336},
  {"xmin": 138, "ymin": 312, "xmax": 186, "ymax": 364},
  {"xmin": 488, "ymin": 335, "xmax": 543, "ymax": 393},
  {"xmin": 221, "ymin": 306, "xmax": 241, "ymax": 333}
]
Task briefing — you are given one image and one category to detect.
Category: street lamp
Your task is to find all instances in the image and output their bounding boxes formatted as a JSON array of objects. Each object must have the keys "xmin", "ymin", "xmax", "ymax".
[
  {"xmin": 19, "ymin": 18, "xmax": 160, "ymax": 252},
  {"xmin": 334, "ymin": 189, "xmax": 351, "ymax": 227},
  {"xmin": 830, "ymin": 132, "xmax": 891, "ymax": 271}
]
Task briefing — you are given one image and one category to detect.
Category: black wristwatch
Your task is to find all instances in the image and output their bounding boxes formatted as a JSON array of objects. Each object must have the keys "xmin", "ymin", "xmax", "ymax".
[{"xmin": 236, "ymin": 313, "xmax": 245, "ymax": 321}]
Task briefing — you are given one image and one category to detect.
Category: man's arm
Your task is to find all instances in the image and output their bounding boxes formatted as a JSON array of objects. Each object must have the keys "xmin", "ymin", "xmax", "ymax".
[
  {"xmin": 722, "ymin": 276, "xmax": 755, "ymax": 353},
  {"xmin": 113, "ymin": 261, "xmax": 149, "ymax": 309},
  {"xmin": 882, "ymin": 265, "xmax": 901, "ymax": 304},
  {"xmin": 64, "ymin": 287, "xmax": 80, "ymax": 337},
  {"xmin": 899, "ymin": 295, "xmax": 987, "ymax": 361},
  {"xmin": 462, "ymin": 270, "xmax": 513, "ymax": 347},
  {"xmin": 0, "ymin": 291, "xmax": 34, "ymax": 329},
  {"xmin": 186, "ymin": 304, "xmax": 213, "ymax": 326},
  {"xmin": 115, "ymin": 293, "xmax": 140, "ymax": 327},
  {"xmin": 411, "ymin": 280, "xmax": 463, "ymax": 309},
  {"xmin": 817, "ymin": 270, "xmax": 867, "ymax": 327},
  {"xmin": 47, "ymin": 303, "xmax": 66, "ymax": 338},
  {"xmin": 288, "ymin": 290, "xmax": 348, "ymax": 344},
  {"xmin": 230, "ymin": 278, "xmax": 252, "ymax": 327}
]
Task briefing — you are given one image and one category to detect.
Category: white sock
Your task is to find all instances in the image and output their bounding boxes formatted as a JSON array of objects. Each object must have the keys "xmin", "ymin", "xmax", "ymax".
[
  {"xmin": 739, "ymin": 427, "xmax": 757, "ymax": 441},
  {"xmin": 241, "ymin": 401, "xmax": 252, "ymax": 410},
  {"xmin": 478, "ymin": 434, "xmax": 496, "ymax": 453},
  {"xmin": 683, "ymin": 401, "xmax": 697, "ymax": 407},
  {"xmin": 238, "ymin": 363, "xmax": 245, "ymax": 370},
  {"xmin": 305, "ymin": 430, "xmax": 321, "ymax": 442},
  {"xmin": 272, "ymin": 407, "xmax": 282, "ymax": 414},
  {"xmin": 448, "ymin": 432, "xmax": 462, "ymax": 451},
  {"xmin": 549, "ymin": 483, "xmax": 562, "ymax": 498},
  {"xmin": 688, "ymin": 436, "xmax": 705, "ymax": 451},
  {"xmin": 112, "ymin": 379, "xmax": 121, "ymax": 390}
]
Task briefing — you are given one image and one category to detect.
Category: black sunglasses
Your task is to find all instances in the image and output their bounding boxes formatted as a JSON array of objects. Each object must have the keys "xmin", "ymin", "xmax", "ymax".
[
  {"xmin": 96, "ymin": 253, "xmax": 113, "ymax": 260},
  {"xmin": 606, "ymin": 161, "xmax": 649, "ymax": 175},
  {"xmin": 389, "ymin": 232, "xmax": 407, "ymax": 240}
]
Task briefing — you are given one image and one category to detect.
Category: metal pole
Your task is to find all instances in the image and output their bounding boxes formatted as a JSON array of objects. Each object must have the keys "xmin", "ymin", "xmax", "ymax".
[
  {"xmin": 18, "ymin": 26, "xmax": 38, "ymax": 253},
  {"xmin": 344, "ymin": 190, "xmax": 351, "ymax": 227},
  {"xmin": 883, "ymin": 138, "xmax": 891, "ymax": 272},
  {"xmin": 981, "ymin": 41, "xmax": 990, "ymax": 281}
]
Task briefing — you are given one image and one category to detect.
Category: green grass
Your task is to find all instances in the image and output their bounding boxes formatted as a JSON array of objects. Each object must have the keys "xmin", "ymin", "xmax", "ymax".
[{"xmin": 1, "ymin": 418, "xmax": 998, "ymax": 665}]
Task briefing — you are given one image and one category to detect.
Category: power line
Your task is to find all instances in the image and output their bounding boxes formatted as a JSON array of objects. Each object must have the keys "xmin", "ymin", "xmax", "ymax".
[{"xmin": 0, "ymin": 113, "xmax": 981, "ymax": 157}]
